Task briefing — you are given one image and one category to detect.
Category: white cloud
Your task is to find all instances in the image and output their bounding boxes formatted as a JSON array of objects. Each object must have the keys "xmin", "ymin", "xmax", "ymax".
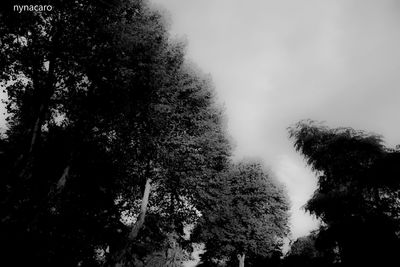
[{"xmin": 274, "ymin": 155, "xmax": 319, "ymax": 238}]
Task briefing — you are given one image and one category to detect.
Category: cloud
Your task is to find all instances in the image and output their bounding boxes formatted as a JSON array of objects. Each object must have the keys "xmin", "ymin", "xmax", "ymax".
[
  {"xmin": 150, "ymin": 0, "xmax": 400, "ymax": 238},
  {"xmin": 274, "ymin": 155, "xmax": 319, "ymax": 238}
]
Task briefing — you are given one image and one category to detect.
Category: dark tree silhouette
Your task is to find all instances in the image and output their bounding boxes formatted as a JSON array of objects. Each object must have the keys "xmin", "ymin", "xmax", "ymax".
[
  {"xmin": 1, "ymin": 0, "xmax": 231, "ymax": 266},
  {"xmin": 1, "ymin": 1, "xmax": 297, "ymax": 266},
  {"xmin": 288, "ymin": 120, "xmax": 400, "ymax": 266}
]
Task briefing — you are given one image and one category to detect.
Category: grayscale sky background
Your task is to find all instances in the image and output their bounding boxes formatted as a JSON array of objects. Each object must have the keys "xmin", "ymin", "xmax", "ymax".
[{"xmin": 148, "ymin": 0, "xmax": 400, "ymax": 239}]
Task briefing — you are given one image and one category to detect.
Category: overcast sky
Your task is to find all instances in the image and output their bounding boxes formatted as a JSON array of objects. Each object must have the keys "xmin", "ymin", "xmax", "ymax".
[{"xmin": 149, "ymin": 0, "xmax": 400, "ymax": 239}]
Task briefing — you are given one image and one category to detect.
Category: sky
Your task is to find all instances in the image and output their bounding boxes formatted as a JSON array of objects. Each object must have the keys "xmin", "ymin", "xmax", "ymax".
[{"xmin": 148, "ymin": 0, "xmax": 400, "ymax": 241}]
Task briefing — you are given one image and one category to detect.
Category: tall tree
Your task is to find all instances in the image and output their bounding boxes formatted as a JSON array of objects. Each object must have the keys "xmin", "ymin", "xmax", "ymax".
[
  {"xmin": 1, "ymin": 0, "xmax": 232, "ymax": 266},
  {"xmin": 107, "ymin": 59, "xmax": 232, "ymax": 267},
  {"xmin": 288, "ymin": 120, "xmax": 400, "ymax": 266},
  {"xmin": 0, "ymin": 0, "xmax": 234, "ymax": 266},
  {"xmin": 0, "ymin": 0, "xmax": 186, "ymax": 265},
  {"xmin": 0, "ymin": 0, "xmax": 130, "ymax": 265}
]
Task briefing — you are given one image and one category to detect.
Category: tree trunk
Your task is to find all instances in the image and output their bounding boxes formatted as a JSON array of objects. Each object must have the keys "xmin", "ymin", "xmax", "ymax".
[
  {"xmin": 237, "ymin": 253, "xmax": 245, "ymax": 267},
  {"xmin": 106, "ymin": 162, "xmax": 153, "ymax": 267},
  {"xmin": 129, "ymin": 178, "xmax": 152, "ymax": 240},
  {"xmin": 29, "ymin": 103, "xmax": 46, "ymax": 154},
  {"xmin": 16, "ymin": 18, "xmax": 62, "ymax": 179},
  {"xmin": 107, "ymin": 178, "xmax": 152, "ymax": 267},
  {"xmin": 56, "ymin": 165, "xmax": 70, "ymax": 191}
]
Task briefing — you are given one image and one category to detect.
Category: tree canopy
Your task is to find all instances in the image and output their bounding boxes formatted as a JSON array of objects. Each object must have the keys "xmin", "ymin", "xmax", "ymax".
[
  {"xmin": 288, "ymin": 120, "xmax": 400, "ymax": 266},
  {"xmin": 1, "ymin": 0, "xmax": 232, "ymax": 266},
  {"xmin": 192, "ymin": 161, "xmax": 290, "ymax": 267},
  {"xmin": 1, "ymin": 1, "xmax": 293, "ymax": 266},
  {"xmin": 0, "ymin": 1, "xmax": 292, "ymax": 267}
]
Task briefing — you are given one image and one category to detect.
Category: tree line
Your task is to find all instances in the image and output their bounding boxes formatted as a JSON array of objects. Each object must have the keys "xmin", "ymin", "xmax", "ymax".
[
  {"xmin": 0, "ymin": 1, "xmax": 289, "ymax": 266},
  {"xmin": 1, "ymin": 1, "xmax": 399, "ymax": 267}
]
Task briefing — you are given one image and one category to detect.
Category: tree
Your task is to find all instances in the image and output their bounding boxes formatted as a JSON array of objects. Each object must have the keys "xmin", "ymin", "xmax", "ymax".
[
  {"xmin": 288, "ymin": 120, "xmax": 400, "ymax": 266},
  {"xmin": 0, "ymin": 0, "xmax": 135, "ymax": 265},
  {"xmin": 193, "ymin": 161, "xmax": 290, "ymax": 267},
  {"xmin": 108, "ymin": 60, "xmax": 232, "ymax": 267},
  {"xmin": 1, "ymin": 0, "xmax": 233, "ymax": 266}
]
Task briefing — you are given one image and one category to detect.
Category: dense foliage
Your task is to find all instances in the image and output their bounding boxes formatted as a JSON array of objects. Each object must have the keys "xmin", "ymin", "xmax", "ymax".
[
  {"xmin": 0, "ymin": 1, "xmax": 290, "ymax": 267},
  {"xmin": 0, "ymin": 0, "xmax": 233, "ymax": 266},
  {"xmin": 192, "ymin": 161, "xmax": 290, "ymax": 266},
  {"xmin": 288, "ymin": 120, "xmax": 400, "ymax": 266}
]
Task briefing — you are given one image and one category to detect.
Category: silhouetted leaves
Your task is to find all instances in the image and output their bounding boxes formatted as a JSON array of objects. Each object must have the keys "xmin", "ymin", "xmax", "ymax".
[{"xmin": 289, "ymin": 120, "xmax": 400, "ymax": 266}]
